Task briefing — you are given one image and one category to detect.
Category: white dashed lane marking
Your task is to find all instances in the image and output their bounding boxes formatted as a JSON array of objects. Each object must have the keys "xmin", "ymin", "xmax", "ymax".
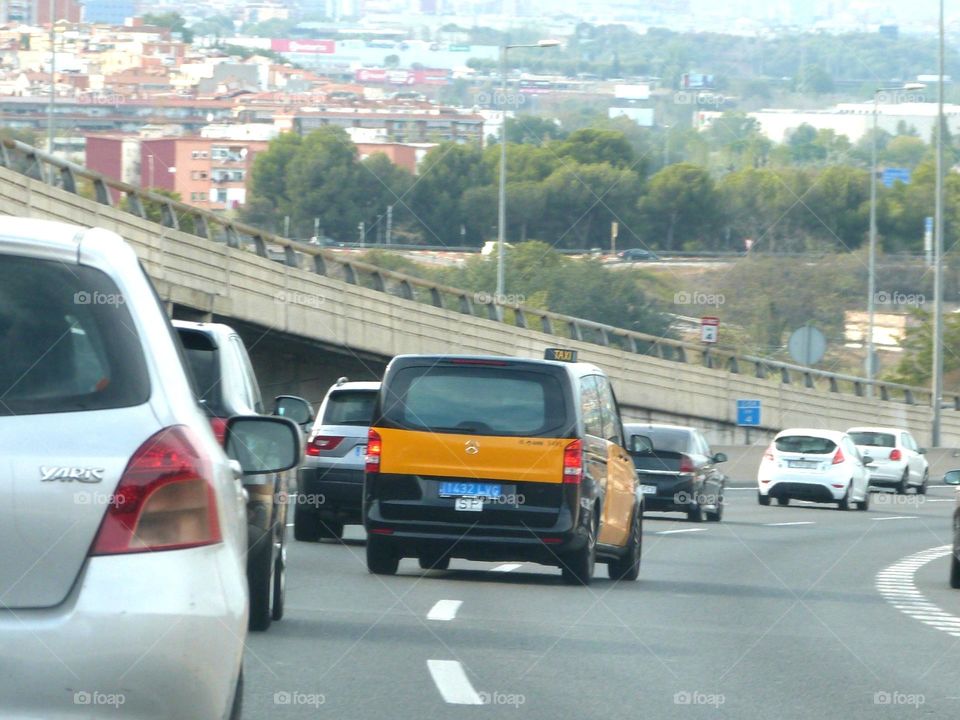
[
  {"xmin": 876, "ymin": 545, "xmax": 960, "ymax": 637},
  {"xmin": 491, "ymin": 563, "xmax": 522, "ymax": 572},
  {"xmin": 765, "ymin": 521, "xmax": 816, "ymax": 526},
  {"xmin": 427, "ymin": 600, "xmax": 462, "ymax": 622},
  {"xmin": 656, "ymin": 528, "xmax": 708, "ymax": 535},
  {"xmin": 427, "ymin": 660, "xmax": 484, "ymax": 704},
  {"xmin": 872, "ymin": 516, "xmax": 918, "ymax": 521}
]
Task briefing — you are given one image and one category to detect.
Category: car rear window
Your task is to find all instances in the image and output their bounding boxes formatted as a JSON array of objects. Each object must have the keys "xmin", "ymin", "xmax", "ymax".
[
  {"xmin": 380, "ymin": 364, "xmax": 570, "ymax": 437},
  {"xmin": 323, "ymin": 390, "xmax": 377, "ymax": 426},
  {"xmin": 848, "ymin": 431, "xmax": 895, "ymax": 448},
  {"xmin": 630, "ymin": 428, "xmax": 691, "ymax": 454},
  {"xmin": 0, "ymin": 255, "xmax": 150, "ymax": 416},
  {"xmin": 775, "ymin": 436, "xmax": 837, "ymax": 454},
  {"xmin": 176, "ymin": 330, "xmax": 225, "ymax": 416}
]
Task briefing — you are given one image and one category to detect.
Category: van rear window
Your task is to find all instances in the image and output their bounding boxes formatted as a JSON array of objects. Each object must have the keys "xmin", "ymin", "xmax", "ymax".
[
  {"xmin": 775, "ymin": 436, "xmax": 837, "ymax": 454},
  {"xmin": 380, "ymin": 365, "xmax": 570, "ymax": 437},
  {"xmin": 323, "ymin": 390, "xmax": 377, "ymax": 426},
  {"xmin": 0, "ymin": 256, "xmax": 150, "ymax": 416}
]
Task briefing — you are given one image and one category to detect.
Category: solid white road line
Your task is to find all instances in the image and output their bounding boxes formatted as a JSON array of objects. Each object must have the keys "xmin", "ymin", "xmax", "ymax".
[
  {"xmin": 492, "ymin": 563, "xmax": 522, "ymax": 572},
  {"xmin": 427, "ymin": 600, "xmax": 463, "ymax": 622},
  {"xmin": 427, "ymin": 660, "xmax": 484, "ymax": 705},
  {"xmin": 765, "ymin": 521, "xmax": 816, "ymax": 526},
  {"xmin": 655, "ymin": 528, "xmax": 708, "ymax": 535},
  {"xmin": 872, "ymin": 516, "xmax": 919, "ymax": 521},
  {"xmin": 876, "ymin": 545, "xmax": 960, "ymax": 638}
]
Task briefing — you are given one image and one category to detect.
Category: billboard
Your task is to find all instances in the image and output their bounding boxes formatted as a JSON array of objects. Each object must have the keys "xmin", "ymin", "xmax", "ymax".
[
  {"xmin": 354, "ymin": 68, "xmax": 451, "ymax": 85},
  {"xmin": 271, "ymin": 39, "xmax": 335, "ymax": 54},
  {"xmin": 614, "ymin": 83, "xmax": 651, "ymax": 100}
]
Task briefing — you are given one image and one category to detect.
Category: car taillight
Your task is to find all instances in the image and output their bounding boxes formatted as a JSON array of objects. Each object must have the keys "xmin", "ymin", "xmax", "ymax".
[
  {"xmin": 763, "ymin": 445, "xmax": 775, "ymax": 461},
  {"xmin": 365, "ymin": 429, "xmax": 382, "ymax": 473},
  {"xmin": 832, "ymin": 448, "xmax": 845, "ymax": 465},
  {"xmin": 679, "ymin": 454, "xmax": 695, "ymax": 473},
  {"xmin": 306, "ymin": 435, "xmax": 344, "ymax": 456},
  {"xmin": 889, "ymin": 448, "xmax": 902, "ymax": 461},
  {"xmin": 563, "ymin": 440, "xmax": 583, "ymax": 483},
  {"xmin": 209, "ymin": 416, "xmax": 228, "ymax": 445},
  {"xmin": 91, "ymin": 426, "xmax": 221, "ymax": 555}
]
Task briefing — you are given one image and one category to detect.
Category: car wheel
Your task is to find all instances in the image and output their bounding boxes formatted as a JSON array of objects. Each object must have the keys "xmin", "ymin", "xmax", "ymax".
[
  {"xmin": 271, "ymin": 539, "xmax": 286, "ymax": 621},
  {"xmin": 247, "ymin": 525, "xmax": 274, "ymax": 632},
  {"xmin": 687, "ymin": 500, "xmax": 705, "ymax": 523},
  {"xmin": 951, "ymin": 546, "xmax": 960, "ymax": 589},
  {"xmin": 758, "ymin": 492, "xmax": 771, "ymax": 506},
  {"xmin": 838, "ymin": 484, "xmax": 851, "ymax": 511},
  {"xmin": 896, "ymin": 470, "xmax": 910, "ymax": 495},
  {"xmin": 367, "ymin": 534, "xmax": 399, "ymax": 575},
  {"xmin": 608, "ymin": 507, "xmax": 642, "ymax": 581},
  {"xmin": 705, "ymin": 495, "xmax": 724, "ymax": 522},
  {"xmin": 777, "ymin": 497, "xmax": 790, "ymax": 507},
  {"xmin": 318, "ymin": 520, "xmax": 344, "ymax": 540},
  {"xmin": 562, "ymin": 512, "xmax": 597, "ymax": 586},
  {"xmin": 293, "ymin": 501, "xmax": 320, "ymax": 542},
  {"xmin": 229, "ymin": 667, "xmax": 243, "ymax": 720},
  {"xmin": 918, "ymin": 471, "xmax": 929, "ymax": 495},
  {"xmin": 418, "ymin": 552, "xmax": 450, "ymax": 571},
  {"xmin": 856, "ymin": 489, "xmax": 870, "ymax": 511}
]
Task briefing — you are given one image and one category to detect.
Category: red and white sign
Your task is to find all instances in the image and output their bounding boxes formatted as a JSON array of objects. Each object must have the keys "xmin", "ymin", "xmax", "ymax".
[
  {"xmin": 355, "ymin": 68, "xmax": 451, "ymax": 86},
  {"xmin": 701, "ymin": 316, "xmax": 720, "ymax": 344},
  {"xmin": 271, "ymin": 39, "xmax": 335, "ymax": 54}
]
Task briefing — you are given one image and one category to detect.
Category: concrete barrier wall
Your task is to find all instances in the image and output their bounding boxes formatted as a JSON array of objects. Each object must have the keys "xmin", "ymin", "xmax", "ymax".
[{"xmin": 3, "ymin": 166, "xmax": 960, "ymax": 447}]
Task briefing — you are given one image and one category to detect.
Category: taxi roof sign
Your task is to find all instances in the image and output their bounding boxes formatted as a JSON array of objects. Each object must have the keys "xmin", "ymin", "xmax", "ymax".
[{"xmin": 544, "ymin": 348, "xmax": 578, "ymax": 363}]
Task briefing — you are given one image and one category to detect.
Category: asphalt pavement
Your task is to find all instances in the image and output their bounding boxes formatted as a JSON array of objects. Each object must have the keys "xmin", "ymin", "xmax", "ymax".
[{"xmin": 243, "ymin": 485, "xmax": 960, "ymax": 719}]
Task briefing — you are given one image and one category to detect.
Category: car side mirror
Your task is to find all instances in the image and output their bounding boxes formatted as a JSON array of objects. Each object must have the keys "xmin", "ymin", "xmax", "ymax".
[
  {"xmin": 225, "ymin": 416, "xmax": 302, "ymax": 475},
  {"xmin": 712, "ymin": 452, "xmax": 727, "ymax": 464},
  {"xmin": 944, "ymin": 470, "xmax": 960, "ymax": 485},
  {"xmin": 630, "ymin": 434, "xmax": 653, "ymax": 453},
  {"xmin": 273, "ymin": 394, "xmax": 313, "ymax": 426},
  {"xmin": 918, "ymin": 448, "xmax": 927, "ymax": 455},
  {"xmin": 862, "ymin": 455, "xmax": 874, "ymax": 465}
]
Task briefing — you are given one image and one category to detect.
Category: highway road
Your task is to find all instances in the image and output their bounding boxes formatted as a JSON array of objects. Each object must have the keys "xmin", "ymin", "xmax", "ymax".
[{"xmin": 244, "ymin": 485, "xmax": 960, "ymax": 719}]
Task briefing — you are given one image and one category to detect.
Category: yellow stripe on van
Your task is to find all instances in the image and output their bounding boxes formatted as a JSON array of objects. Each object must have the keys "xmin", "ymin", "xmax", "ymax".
[{"xmin": 375, "ymin": 427, "xmax": 571, "ymax": 484}]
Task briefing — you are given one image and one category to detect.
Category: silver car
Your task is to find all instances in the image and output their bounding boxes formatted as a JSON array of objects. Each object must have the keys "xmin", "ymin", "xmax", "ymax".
[
  {"xmin": 847, "ymin": 426, "xmax": 929, "ymax": 494},
  {"xmin": 0, "ymin": 218, "xmax": 300, "ymax": 719},
  {"xmin": 295, "ymin": 379, "xmax": 380, "ymax": 541}
]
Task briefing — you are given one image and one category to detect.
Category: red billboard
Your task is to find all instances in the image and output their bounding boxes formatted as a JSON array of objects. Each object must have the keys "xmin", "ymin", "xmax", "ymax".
[{"xmin": 271, "ymin": 39, "xmax": 335, "ymax": 54}]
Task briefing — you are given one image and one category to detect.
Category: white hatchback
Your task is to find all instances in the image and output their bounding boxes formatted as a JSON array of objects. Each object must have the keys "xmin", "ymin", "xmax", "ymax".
[
  {"xmin": 847, "ymin": 426, "xmax": 929, "ymax": 494},
  {"xmin": 0, "ymin": 219, "xmax": 301, "ymax": 719},
  {"xmin": 758, "ymin": 428, "xmax": 872, "ymax": 510}
]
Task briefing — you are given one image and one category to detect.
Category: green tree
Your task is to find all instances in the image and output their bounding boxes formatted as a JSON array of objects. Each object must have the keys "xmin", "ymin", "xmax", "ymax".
[
  {"xmin": 638, "ymin": 164, "xmax": 721, "ymax": 250},
  {"xmin": 504, "ymin": 116, "xmax": 566, "ymax": 145},
  {"xmin": 554, "ymin": 128, "xmax": 638, "ymax": 170},
  {"xmin": 787, "ymin": 124, "xmax": 828, "ymax": 164},
  {"xmin": 408, "ymin": 142, "xmax": 490, "ymax": 245},
  {"xmin": 143, "ymin": 12, "xmax": 193, "ymax": 43},
  {"xmin": 889, "ymin": 309, "xmax": 960, "ymax": 386},
  {"xmin": 882, "ymin": 135, "xmax": 926, "ymax": 168}
]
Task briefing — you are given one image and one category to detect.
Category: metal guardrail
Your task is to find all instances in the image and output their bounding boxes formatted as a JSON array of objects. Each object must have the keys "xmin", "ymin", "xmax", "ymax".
[{"xmin": 2, "ymin": 137, "xmax": 951, "ymax": 410}]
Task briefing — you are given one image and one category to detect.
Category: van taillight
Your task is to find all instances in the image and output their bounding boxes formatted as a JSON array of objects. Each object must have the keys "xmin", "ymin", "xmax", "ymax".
[
  {"xmin": 563, "ymin": 440, "xmax": 583, "ymax": 483},
  {"xmin": 366, "ymin": 429, "xmax": 382, "ymax": 473},
  {"xmin": 679, "ymin": 454, "xmax": 695, "ymax": 473},
  {"xmin": 91, "ymin": 426, "xmax": 221, "ymax": 555},
  {"xmin": 209, "ymin": 416, "xmax": 228, "ymax": 445},
  {"xmin": 889, "ymin": 448, "xmax": 902, "ymax": 461}
]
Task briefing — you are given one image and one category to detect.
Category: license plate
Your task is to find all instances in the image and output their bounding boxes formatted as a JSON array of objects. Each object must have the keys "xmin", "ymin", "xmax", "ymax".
[
  {"xmin": 438, "ymin": 481, "xmax": 502, "ymax": 498},
  {"xmin": 353, "ymin": 445, "xmax": 367, "ymax": 458},
  {"xmin": 788, "ymin": 460, "xmax": 819, "ymax": 469},
  {"xmin": 641, "ymin": 485, "xmax": 658, "ymax": 494},
  {"xmin": 455, "ymin": 497, "xmax": 484, "ymax": 512}
]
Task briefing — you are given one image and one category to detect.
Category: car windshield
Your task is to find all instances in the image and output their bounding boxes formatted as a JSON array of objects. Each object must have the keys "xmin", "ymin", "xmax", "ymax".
[
  {"xmin": 631, "ymin": 427, "xmax": 691, "ymax": 453},
  {"xmin": 0, "ymin": 255, "xmax": 150, "ymax": 416},
  {"xmin": 380, "ymin": 364, "xmax": 570, "ymax": 437},
  {"xmin": 848, "ymin": 431, "xmax": 896, "ymax": 448},
  {"xmin": 322, "ymin": 390, "xmax": 378, "ymax": 426},
  {"xmin": 176, "ymin": 330, "xmax": 225, "ymax": 416},
  {"xmin": 775, "ymin": 436, "xmax": 838, "ymax": 455}
]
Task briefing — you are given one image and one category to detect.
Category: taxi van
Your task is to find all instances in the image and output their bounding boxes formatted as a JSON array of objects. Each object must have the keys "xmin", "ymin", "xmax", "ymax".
[{"xmin": 363, "ymin": 350, "xmax": 642, "ymax": 585}]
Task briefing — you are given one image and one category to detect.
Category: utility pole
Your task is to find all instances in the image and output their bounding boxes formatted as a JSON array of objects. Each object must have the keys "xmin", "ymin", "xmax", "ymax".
[
  {"xmin": 47, "ymin": 0, "xmax": 55, "ymax": 154},
  {"xmin": 386, "ymin": 204, "xmax": 393, "ymax": 245},
  {"xmin": 932, "ymin": 0, "xmax": 946, "ymax": 446}
]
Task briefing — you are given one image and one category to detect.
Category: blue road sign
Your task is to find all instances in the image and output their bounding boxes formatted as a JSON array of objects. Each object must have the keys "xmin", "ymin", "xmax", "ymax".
[
  {"xmin": 736, "ymin": 399, "xmax": 761, "ymax": 427},
  {"xmin": 882, "ymin": 168, "xmax": 911, "ymax": 188}
]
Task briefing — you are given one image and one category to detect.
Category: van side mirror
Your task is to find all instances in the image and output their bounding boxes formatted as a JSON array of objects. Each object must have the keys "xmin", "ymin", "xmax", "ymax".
[
  {"xmin": 944, "ymin": 470, "xmax": 960, "ymax": 485},
  {"xmin": 712, "ymin": 452, "xmax": 727, "ymax": 463},
  {"xmin": 225, "ymin": 416, "xmax": 302, "ymax": 475},
  {"xmin": 273, "ymin": 395, "xmax": 313, "ymax": 427},
  {"xmin": 862, "ymin": 455, "xmax": 874, "ymax": 466},
  {"xmin": 630, "ymin": 434, "xmax": 653, "ymax": 453}
]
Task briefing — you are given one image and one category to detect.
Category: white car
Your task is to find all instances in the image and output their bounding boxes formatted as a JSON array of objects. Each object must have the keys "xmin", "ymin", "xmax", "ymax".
[
  {"xmin": 847, "ymin": 426, "xmax": 929, "ymax": 494},
  {"xmin": 0, "ymin": 218, "xmax": 301, "ymax": 719},
  {"xmin": 758, "ymin": 428, "xmax": 871, "ymax": 510}
]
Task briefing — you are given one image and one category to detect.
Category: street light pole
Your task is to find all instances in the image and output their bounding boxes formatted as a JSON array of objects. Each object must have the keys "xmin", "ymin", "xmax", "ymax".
[
  {"xmin": 47, "ymin": 0, "xmax": 55, "ymax": 154},
  {"xmin": 867, "ymin": 92, "xmax": 879, "ymax": 395},
  {"xmin": 932, "ymin": 0, "xmax": 945, "ymax": 446},
  {"xmin": 495, "ymin": 39, "xmax": 558, "ymax": 317}
]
